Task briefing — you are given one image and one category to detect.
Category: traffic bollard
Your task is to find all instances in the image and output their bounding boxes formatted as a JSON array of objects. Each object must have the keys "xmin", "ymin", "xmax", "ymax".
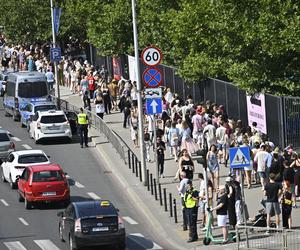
[
  {"xmin": 132, "ymin": 154, "xmax": 135, "ymax": 173},
  {"xmin": 169, "ymin": 193, "xmax": 173, "ymax": 217},
  {"xmin": 128, "ymin": 150, "xmax": 131, "ymax": 169},
  {"xmin": 173, "ymin": 199, "xmax": 178, "ymax": 223},
  {"xmin": 135, "ymin": 157, "xmax": 138, "ymax": 177},
  {"xmin": 158, "ymin": 183, "xmax": 162, "ymax": 206},
  {"xmin": 153, "ymin": 178, "xmax": 158, "ymax": 200},
  {"xmin": 163, "ymin": 188, "xmax": 167, "ymax": 211},
  {"xmin": 139, "ymin": 162, "xmax": 142, "ymax": 182},
  {"xmin": 147, "ymin": 170, "xmax": 150, "ymax": 191},
  {"xmin": 150, "ymin": 174, "xmax": 153, "ymax": 195}
]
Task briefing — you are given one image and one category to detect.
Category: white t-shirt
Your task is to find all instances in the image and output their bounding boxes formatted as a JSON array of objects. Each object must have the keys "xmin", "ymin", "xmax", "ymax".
[
  {"xmin": 192, "ymin": 114, "xmax": 203, "ymax": 132},
  {"xmin": 254, "ymin": 150, "xmax": 268, "ymax": 172},
  {"xmin": 216, "ymin": 126, "xmax": 226, "ymax": 144},
  {"xmin": 147, "ymin": 115, "xmax": 155, "ymax": 132},
  {"xmin": 95, "ymin": 103, "xmax": 105, "ymax": 113}
]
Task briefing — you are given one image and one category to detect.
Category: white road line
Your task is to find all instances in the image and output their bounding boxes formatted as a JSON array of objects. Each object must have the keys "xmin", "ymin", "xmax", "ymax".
[
  {"xmin": 22, "ymin": 144, "xmax": 32, "ymax": 150},
  {"xmin": 0, "ymin": 199, "xmax": 9, "ymax": 206},
  {"xmin": 129, "ymin": 233, "xmax": 163, "ymax": 250},
  {"xmin": 34, "ymin": 240, "xmax": 60, "ymax": 250},
  {"xmin": 87, "ymin": 192, "xmax": 101, "ymax": 200},
  {"xmin": 4, "ymin": 241, "xmax": 27, "ymax": 250},
  {"xmin": 123, "ymin": 216, "xmax": 138, "ymax": 225},
  {"xmin": 75, "ymin": 181, "xmax": 85, "ymax": 188},
  {"xmin": 11, "ymin": 137, "xmax": 21, "ymax": 142},
  {"xmin": 18, "ymin": 217, "xmax": 29, "ymax": 226}
]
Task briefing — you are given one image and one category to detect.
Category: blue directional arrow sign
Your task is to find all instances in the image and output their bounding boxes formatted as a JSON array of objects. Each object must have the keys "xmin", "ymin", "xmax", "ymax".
[
  {"xmin": 50, "ymin": 48, "xmax": 62, "ymax": 62},
  {"xmin": 229, "ymin": 146, "xmax": 251, "ymax": 169},
  {"xmin": 146, "ymin": 98, "xmax": 162, "ymax": 115}
]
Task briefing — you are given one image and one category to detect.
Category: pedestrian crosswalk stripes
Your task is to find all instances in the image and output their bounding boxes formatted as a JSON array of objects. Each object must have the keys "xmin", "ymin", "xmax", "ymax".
[
  {"xmin": 123, "ymin": 216, "xmax": 138, "ymax": 225},
  {"xmin": 33, "ymin": 240, "xmax": 60, "ymax": 250},
  {"xmin": 4, "ymin": 241, "xmax": 27, "ymax": 250},
  {"xmin": 129, "ymin": 233, "xmax": 163, "ymax": 249}
]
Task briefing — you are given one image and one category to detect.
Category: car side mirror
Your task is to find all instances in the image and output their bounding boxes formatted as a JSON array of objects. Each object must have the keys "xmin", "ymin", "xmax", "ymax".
[
  {"xmin": 57, "ymin": 211, "xmax": 64, "ymax": 217},
  {"xmin": 47, "ymin": 155, "xmax": 51, "ymax": 158},
  {"xmin": 116, "ymin": 208, "xmax": 120, "ymax": 212}
]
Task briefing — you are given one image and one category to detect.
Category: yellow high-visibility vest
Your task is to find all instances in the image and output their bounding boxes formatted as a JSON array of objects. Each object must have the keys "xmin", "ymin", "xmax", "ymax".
[
  {"xmin": 77, "ymin": 113, "xmax": 88, "ymax": 125},
  {"xmin": 184, "ymin": 188, "xmax": 198, "ymax": 208}
]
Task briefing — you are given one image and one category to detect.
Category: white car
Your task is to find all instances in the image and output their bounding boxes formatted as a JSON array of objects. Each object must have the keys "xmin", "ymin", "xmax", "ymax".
[
  {"xmin": 1, "ymin": 150, "xmax": 50, "ymax": 189},
  {"xmin": 29, "ymin": 110, "xmax": 72, "ymax": 143}
]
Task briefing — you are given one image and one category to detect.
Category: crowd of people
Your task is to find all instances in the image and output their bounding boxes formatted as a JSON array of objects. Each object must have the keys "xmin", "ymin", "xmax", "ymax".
[{"xmin": 1, "ymin": 39, "xmax": 298, "ymax": 244}]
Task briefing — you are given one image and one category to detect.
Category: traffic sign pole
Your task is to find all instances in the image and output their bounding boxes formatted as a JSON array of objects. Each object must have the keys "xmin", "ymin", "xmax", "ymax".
[
  {"xmin": 153, "ymin": 116, "xmax": 159, "ymax": 184},
  {"xmin": 50, "ymin": 0, "xmax": 60, "ymax": 109},
  {"xmin": 131, "ymin": 0, "xmax": 147, "ymax": 186}
]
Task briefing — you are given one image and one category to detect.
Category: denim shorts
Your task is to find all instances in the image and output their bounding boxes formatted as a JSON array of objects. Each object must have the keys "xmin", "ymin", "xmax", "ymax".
[
  {"xmin": 266, "ymin": 202, "xmax": 281, "ymax": 215},
  {"xmin": 258, "ymin": 171, "xmax": 267, "ymax": 179}
]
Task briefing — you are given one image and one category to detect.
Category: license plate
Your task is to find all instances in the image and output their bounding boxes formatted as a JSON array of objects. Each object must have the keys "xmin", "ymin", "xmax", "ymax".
[
  {"xmin": 42, "ymin": 192, "xmax": 56, "ymax": 196},
  {"xmin": 49, "ymin": 126, "xmax": 59, "ymax": 130},
  {"xmin": 92, "ymin": 227, "xmax": 109, "ymax": 232}
]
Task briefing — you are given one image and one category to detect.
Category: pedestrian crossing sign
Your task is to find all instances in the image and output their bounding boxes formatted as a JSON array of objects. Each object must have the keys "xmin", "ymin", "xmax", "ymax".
[{"xmin": 229, "ymin": 146, "xmax": 251, "ymax": 169}]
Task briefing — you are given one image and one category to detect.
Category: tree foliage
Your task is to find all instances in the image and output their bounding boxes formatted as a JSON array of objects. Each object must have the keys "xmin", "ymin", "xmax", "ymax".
[{"xmin": 0, "ymin": 0, "xmax": 299, "ymax": 95}]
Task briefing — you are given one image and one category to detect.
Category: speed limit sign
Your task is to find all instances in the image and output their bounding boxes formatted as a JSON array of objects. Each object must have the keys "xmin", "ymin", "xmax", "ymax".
[{"xmin": 141, "ymin": 46, "xmax": 163, "ymax": 67}]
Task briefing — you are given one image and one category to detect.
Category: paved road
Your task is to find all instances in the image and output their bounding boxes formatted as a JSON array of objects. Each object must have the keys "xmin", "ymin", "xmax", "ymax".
[{"xmin": 0, "ymin": 104, "xmax": 168, "ymax": 250}]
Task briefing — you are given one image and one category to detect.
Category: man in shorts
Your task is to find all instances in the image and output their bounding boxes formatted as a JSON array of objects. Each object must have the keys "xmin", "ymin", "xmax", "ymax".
[{"xmin": 264, "ymin": 173, "xmax": 282, "ymax": 233}]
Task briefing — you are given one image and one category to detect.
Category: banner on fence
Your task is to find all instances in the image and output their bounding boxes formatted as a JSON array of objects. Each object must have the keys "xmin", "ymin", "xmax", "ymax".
[
  {"xmin": 112, "ymin": 57, "xmax": 122, "ymax": 81},
  {"xmin": 128, "ymin": 55, "xmax": 137, "ymax": 82},
  {"xmin": 246, "ymin": 93, "xmax": 267, "ymax": 134}
]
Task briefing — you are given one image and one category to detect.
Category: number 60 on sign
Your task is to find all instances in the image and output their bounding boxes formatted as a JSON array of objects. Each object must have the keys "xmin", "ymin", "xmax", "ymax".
[{"xmin": 141, "ymin": 46, "xmax": 163, "ymax": 67}]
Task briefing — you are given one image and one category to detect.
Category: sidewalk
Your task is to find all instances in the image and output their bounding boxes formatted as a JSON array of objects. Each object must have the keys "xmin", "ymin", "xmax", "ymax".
[{"xmin": 58, "ymin": 86, "xmax": 300, "ymax": 249}]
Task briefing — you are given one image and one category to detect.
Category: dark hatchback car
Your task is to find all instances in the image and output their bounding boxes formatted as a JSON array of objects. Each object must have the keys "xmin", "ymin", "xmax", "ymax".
[{"xmin": 57, "ymin": 200, "xmax": 126, "ymax": 250}]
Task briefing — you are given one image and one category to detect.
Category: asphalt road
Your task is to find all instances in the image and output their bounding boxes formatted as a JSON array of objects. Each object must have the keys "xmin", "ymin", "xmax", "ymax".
[{"xmin": 0, "ymin": 105, "xmax": 167, "ymax": 250}]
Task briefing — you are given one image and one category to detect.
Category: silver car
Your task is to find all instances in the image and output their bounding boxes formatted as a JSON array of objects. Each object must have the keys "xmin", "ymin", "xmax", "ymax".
[{"xmin": 0, "ymin": 129, "xmax": 15, "ymax": 163}]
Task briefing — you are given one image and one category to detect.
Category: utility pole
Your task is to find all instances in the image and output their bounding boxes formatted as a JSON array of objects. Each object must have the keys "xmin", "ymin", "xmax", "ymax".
[
  {"xmin": 50, "ymin": 0, "xmax": 61, "ymax": 109},
  {"xmin": 131, "ymin": 0, "xmax": 147, "ymax": 185}
]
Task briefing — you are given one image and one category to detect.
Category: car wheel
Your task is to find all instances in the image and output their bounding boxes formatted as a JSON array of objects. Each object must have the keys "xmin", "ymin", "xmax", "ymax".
[
  {"xmin": 61, "ymin": 198, "xmax": 70, "ymax": 208},
  {"xmin": 25, "ymin": 197, "xmax": 32, "ymax": 210},
  {"xmin": 1, "ymin": 170, "xmax": 7, "ymax": 182},
  {"xmin": 69, "ymin": 235, "xmax": 77, "ymax": 250},
  {"xmin": 18, "ymin": 193, "xmax": 24, "ymax": 202},
  {"xmin": 59, "ymin": 224, "xmax": 65, "ymax": 242},
  {"xmin": 9, "ymin": 175, "xmax": 16, "ymax": 189}
]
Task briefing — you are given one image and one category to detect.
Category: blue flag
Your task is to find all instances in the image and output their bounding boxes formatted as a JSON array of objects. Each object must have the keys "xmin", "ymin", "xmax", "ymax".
[{"xmin": 53, "ymin": 7, "xmax": 62, "ymax": 35}]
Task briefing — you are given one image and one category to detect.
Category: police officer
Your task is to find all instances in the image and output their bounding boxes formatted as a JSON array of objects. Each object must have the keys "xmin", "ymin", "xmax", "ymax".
[
  {"xmin": 184, "ymin": 180, "xmax": 199, "ymax": 242},
  {"xmin": 77, "ymin": 108, "xmax": 89, "ymax": 148}
]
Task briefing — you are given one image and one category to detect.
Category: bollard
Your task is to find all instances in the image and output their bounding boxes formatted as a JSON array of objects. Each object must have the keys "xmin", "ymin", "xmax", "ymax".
[
  {"xmin": 153, "ymin": 179, "xmax": 158, "ymax": 200},
  {"xmin": 150, "ymin": 174, "xmax": 153, "ymax": 195},
  {"xmin": 128, "ymin": 150, "xmax": 131, "ymax": 169},
  {"xmin": 169, "ymin": 193, "xmax": 173, "ymax": 217},
  {"xmin": 131, "ymin": 154, "xmax": 135, "ymax": 173},
  {"xmin": 163, "ymin": 188, "xmax": 167, "ymax": 211},
  {"xmin": 147, "ymin": 170, "xmax": 150, "ymax": 191},
  {"xmin": 158, "ymin": 184, "xmax": 162, "ymax": 206},
  {"xmin": 173, "ymin": 199, "xmax": 178, "ymax": 223},
  {"xmin": 139, "ymin": 162, "xmax": 142, "ymax": 182},
  {"xmin": 135, "ymin": 157, "xmax": 138, "ymax": 177}
]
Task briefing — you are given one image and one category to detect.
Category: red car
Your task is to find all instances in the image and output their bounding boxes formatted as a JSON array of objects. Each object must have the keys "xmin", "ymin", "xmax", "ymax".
[{"xmin": 17, "ymin": 164, "xmax": 70, "ymax": 209}]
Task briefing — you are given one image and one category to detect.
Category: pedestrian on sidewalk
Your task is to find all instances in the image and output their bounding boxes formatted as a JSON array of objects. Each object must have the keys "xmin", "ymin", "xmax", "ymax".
[
  {"xmin": 130, "ymin": 113, "xmax": 139, "ymax": 148},
  {"xmin": 95, "ymin": 96, "xmax": 105, "ymax": 119},
  {"xmin": 206, "ymin": 144, "xmax": 219, "ymax": 191},
  {"xmin": 225, "ymin": 176, "xmax": 237, "ymax": 229},
  {"xmin": 283, "ymin": 160, "xmax": 296, "ymax": 207},
  {"xmin": 156, "ymin": 136, "xmax": 166, "ymax": 178},
  {"xmin": 178, "ymin": 149, "xmax": 195, "ymax": 180},
  {"xmin": 83, "ymin": 91, "xmax": 91, "ymax": 111},
  {"xmin": 122, "ymin": 96, "xmax": 131, "ymax": 128},
  {"xmin": 177, "ymin": 171, "xmax": 189, "ymax": 231},
  {"xmin": 102, "ymin": 83, "xmax": 111, "ymax": 114},
  {"xmin": 281, "ymin": 181, "xmax": 293, "ymax": 229},
  {"xmin": 144, "ymin": 128, "xmax": 151, "ymax": 162},
  {"xmin": 167, "ymin": 121, "xmax": 180, "ymax": 162},
  {"xmin": 254, "ymin": 144, "xmax": 269, "ymax": 190},
  {"xmin": 184, "ymin": 180, "xmax": 199, "ymax": 242},
  {"xmin": 77, "ymin": 108, "xmax": 90, "ymax": 148}
]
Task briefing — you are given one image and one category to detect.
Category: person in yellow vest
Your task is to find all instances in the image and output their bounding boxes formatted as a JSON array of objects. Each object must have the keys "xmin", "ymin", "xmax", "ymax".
[
  {"xmin": 77, "ymin": 108, "xmax": 89, "ymax": 148},
  {"xmin": 184, "ymin": 180, "xmax": 199, "ymax": 242}
]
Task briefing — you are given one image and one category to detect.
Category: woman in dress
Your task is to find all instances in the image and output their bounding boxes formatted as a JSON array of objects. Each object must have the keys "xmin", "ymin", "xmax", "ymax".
[
  {"xmin": 206, "ymin": 144, "xmax": 220, "ymax": 191},
  {"xmin": 168, "ymin": 121, "xmax": 180, "ymax": 162},
  {"xmin": 178, "ymin": 149, "xmax": 194, "ymax": 180},
  {"xmin": 180, "ymin": 121, "xmax": 196, "ymax": 155}
]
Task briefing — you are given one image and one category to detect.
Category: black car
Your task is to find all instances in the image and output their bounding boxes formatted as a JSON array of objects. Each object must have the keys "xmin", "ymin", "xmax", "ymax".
[{"xmin": 57, "ymin": 200, "xmax": 126, "ymax": 250}]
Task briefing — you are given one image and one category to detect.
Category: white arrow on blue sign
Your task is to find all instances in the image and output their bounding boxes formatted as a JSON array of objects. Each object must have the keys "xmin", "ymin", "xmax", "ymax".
[{"xmin": 146, "ymin": 98, "xmax": 162, "ymax": 115}]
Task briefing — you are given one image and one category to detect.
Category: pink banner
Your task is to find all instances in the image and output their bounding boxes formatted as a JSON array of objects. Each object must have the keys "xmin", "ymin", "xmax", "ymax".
[{"xmin": 246, "ymin": 93, "xmax": 267, "ymax": 134}]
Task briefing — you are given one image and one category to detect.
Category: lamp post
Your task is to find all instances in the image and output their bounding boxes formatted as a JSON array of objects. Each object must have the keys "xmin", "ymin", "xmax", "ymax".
[
  {"xmin": 131, "ymin": 0, "xmax": 147, "ymax": 185},
  {"xmin": 50, "ymin": 0, "xmax": 61, "ymax": 109}
]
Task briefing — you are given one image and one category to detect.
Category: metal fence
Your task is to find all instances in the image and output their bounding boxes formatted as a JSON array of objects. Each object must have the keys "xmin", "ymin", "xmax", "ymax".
[{"xmin": 237, "ymin": 225, "xmax": 300, "ymax": 250}]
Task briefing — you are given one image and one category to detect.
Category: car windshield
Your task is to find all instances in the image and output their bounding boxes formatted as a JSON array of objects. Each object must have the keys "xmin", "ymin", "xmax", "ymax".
[
  {"xmin": 40, "ymin": 115, "xmax": 66, "ymax": 123},
  {"xmin": 35, "ymin": 105, "xmax": 56, "ymax": 112},
  {"xmin": 32, "ymin": 170, "xmax": 63, "ymax": 182},
  {"xmin": 18, "ymin": 81, "xmax": 48, "ymax": 98},
  {"xmin": 18, "ymin": 154, "xmax": 48, "ymax": 164},
  {"xmin": 0, "ymin": 133, "xmax": 10, "ymax": 142}
]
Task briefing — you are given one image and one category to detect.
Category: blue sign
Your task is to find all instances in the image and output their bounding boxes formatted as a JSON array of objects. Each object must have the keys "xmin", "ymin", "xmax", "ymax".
[
  {"xmin": 146, "ymin": 98, "xmax": 162, "ymax": 115},
  {"xmin": 53, "ymin": 7, "xmax": 62, "ymax": 35},
  {"xmin": 142, "ymin": 67, "xmax": 162, "ymax": 87},
  {"xmin": 229, "ymin": 146, "xmax": 251, "ymax": 169},
  {"xmin": 50, "ymin": 48, "xmax": 62, "ymax": 62}
]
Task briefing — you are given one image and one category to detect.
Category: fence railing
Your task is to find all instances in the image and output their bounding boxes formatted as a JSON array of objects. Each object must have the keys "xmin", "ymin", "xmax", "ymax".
[{"xmin": 237, "ymin": 225, "xmax": 300, "ymax": 250}]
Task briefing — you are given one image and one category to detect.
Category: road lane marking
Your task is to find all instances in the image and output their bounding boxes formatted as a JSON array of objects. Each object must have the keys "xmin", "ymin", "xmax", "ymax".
[
  {"xmin": 0, "ymin": 199, "xmax": 9, "ymax": 206},
  {"xmin": 123, "ymin": 216, "xmax": 138, "ymax": 225},
  {"xmin": 75, "ymin": 181, "xmax": 85, "ymax": 188},
  {"xmin": 87, "ymin": 192, "xmax": 101, "ymax": 200},
  {"xmin": 4, "ymin": 241, "xmax": 27, "ymax": 250},
  {"xmin": 129, "ymin": 233, "xmax": 163, "ymax": 250},
  {"xmin": 18, "ymin": 217, "xmax": 29, "ymax": 226},
  {"xmin": 34, "ymin": 240, "xmax": 60, "ymax": 250},
  {"xmin": 22, "ymin": 144, "xmax": 32, "ymax": 150},
  {"xmin": 11, "ymin": 137, "xmax": 21, "ymax": 142}
]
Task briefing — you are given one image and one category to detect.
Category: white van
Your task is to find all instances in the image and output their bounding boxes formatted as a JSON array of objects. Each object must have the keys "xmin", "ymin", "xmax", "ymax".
[{"xmin": 3, "ymin": 72, "xmax": 49, "ymax": 121}]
